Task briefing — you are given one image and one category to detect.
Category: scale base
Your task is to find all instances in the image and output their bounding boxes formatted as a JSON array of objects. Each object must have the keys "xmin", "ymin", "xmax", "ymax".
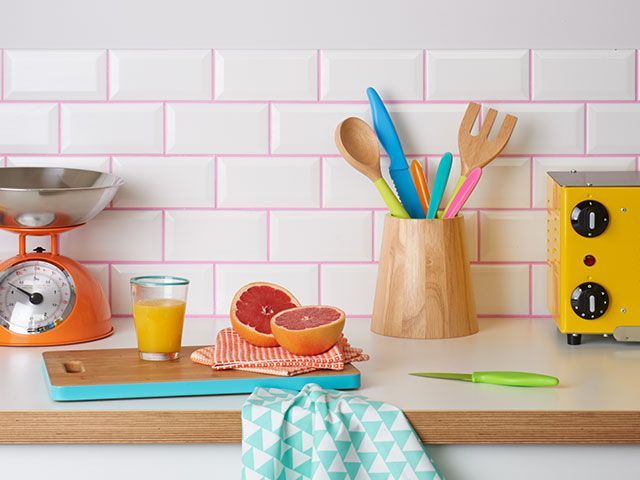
[{"xmin": 0, "ymin": 328, "xmax": 113, "ymax": 347}]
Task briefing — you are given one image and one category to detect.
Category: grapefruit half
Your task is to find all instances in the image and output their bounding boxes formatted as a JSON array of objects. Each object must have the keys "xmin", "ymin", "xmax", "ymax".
[
  {"xmin": 270, "ymin": 306, "xmax": 346, "ymax": 356},
  {"xmin": 230, "ymin": 282, "xmax": 300, "ymax": 347}
]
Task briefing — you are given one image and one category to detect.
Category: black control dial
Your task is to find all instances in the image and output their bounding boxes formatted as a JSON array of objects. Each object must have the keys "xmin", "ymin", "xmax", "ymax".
[
  {"xmin": 570, "ymin": 282, "xmax": 609, "ymax": 320},
  {"xmin": 571, "ymin": 200, "xmax": 609, "ymax": 237}
]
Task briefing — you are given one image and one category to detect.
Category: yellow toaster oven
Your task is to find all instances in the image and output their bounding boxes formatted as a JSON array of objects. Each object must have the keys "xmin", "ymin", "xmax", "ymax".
[{"xmin": 547, "ymin": 171, "xmax": 640, "ymax": 345}]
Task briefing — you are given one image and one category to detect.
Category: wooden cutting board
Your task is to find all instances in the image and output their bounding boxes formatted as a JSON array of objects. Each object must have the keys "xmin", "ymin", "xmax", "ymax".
[{"xmin": 42, "ymin": 345, "xmax": 361, "ymax": 402}]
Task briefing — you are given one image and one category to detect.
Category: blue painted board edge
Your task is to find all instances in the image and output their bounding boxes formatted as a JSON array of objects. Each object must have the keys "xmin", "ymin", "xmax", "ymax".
[{"xmin": 42, "ymin": 361, "xmax": 361, "ymax": 402}]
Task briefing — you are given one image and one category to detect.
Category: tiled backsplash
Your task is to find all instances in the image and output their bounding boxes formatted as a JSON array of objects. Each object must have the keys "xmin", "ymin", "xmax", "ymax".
[{"xmin": 0, "ymin": 49, "xmax": 638, "ymax": 318}]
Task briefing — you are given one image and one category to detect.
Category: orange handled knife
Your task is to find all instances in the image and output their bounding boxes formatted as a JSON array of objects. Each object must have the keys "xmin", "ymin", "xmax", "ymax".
[{"xmin": 409, "ymin": 160, "xmax": 430, "ymax": 214}]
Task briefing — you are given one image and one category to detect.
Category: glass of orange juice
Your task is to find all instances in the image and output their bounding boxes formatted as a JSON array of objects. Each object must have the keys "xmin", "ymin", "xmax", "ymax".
[{"xmin": 130, "ymin": 276, "xmax": 189, "ymax": 361}]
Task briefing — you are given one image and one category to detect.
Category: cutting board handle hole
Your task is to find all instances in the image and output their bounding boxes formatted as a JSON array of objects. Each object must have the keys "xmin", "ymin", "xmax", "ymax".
[{"xmin": 63, "ymin": 361, "xmax": 85, "ymax": 374}]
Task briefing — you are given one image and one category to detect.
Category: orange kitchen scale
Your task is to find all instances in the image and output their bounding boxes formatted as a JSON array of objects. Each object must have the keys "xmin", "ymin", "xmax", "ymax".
[
  {"xmin": 0, "ymin": 167, "xmax": 123, "ymax": 346},
  {"xmin": 547, "ymin": 171, "xmax": 640, "ymax": 345}
]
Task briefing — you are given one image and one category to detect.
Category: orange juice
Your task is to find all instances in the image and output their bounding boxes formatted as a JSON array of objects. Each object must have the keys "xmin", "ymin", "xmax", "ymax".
[{"xmin": 133, "ymin": 298, "xmax": 186, "ymax": 354}]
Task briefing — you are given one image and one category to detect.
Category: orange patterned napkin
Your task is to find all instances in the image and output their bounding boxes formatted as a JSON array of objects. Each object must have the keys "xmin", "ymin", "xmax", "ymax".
[{"xmin": 191, "ymin": 327, "xmax": 369, "ymax": 377}]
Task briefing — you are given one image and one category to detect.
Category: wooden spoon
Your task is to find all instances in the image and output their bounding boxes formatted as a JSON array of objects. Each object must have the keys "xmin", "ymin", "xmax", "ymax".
[{"xmin": 335, "ymin": 117, "xmax": 410, "ymax": 219}]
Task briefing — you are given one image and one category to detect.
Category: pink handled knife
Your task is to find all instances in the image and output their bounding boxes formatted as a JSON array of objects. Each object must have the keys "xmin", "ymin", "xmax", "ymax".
[{"xmin": 443, "ymin": 167, "xmax": 482, "ymax": 219}]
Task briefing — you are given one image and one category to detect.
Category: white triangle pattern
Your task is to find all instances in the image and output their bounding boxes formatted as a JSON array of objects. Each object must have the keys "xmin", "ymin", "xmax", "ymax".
[{"xmin": 242, "ymin": 383, "xmax": 437, "ymax": 479}]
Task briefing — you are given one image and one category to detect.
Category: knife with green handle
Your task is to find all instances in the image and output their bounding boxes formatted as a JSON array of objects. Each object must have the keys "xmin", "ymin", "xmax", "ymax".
[{"xmin": 410, "ymin": 371, "xmax": 559, "ymax": 387}]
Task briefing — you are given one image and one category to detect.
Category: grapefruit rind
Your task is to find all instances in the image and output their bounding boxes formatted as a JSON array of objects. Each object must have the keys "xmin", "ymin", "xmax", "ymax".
[
  {"xmin": 230, "ymin": 282, "xmax": 300, "ymax": 347},
  {"xmin": 270, "ymin": 305, "xmax": 346, "ymax": 356}
]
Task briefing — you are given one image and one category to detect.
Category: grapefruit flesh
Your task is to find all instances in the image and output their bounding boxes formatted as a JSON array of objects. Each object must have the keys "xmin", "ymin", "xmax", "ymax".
[
  {"xmin": 230, "ymin": 282, "xmax": 300, "ymax": 347},
  {"xmin": 271, "ymin": 306, "xmax": 346, "ymax": 356}
]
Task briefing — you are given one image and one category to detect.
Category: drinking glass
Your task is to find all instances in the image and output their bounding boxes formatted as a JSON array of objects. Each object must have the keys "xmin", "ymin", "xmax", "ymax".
[{"xmin": 130, "ymin": 276, "xmax": 189, "ymax": 361}]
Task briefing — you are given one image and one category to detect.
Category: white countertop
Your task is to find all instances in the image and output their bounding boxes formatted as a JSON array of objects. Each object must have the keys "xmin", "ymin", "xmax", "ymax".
[{"xmin": 2, "ymin": 316, "xmax": 639, "ymax": 412}]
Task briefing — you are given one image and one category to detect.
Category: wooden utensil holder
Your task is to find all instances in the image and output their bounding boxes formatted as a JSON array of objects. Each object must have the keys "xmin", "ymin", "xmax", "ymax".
[{"xmin": 371, "ymin": 214, "xmax": 478, "ymax": 339}]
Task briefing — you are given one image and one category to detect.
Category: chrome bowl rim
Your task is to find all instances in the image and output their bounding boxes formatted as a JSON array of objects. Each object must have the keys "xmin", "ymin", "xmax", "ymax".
[{"xmin": 0, "ymin": 167, "xmax": 125, "ymax": 192}]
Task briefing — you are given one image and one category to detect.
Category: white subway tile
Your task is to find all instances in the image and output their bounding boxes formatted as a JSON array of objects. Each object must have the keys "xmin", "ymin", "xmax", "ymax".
[
  {"xmin": 4, "ymin": 50, "xmax": 106, "ymax": 100},
  {"xmin": 62, "ymin": 210, "xmax": 162, "ymax": 261},
  {"xmin": 217, "ymin": 157, "xmax": 320, "ymax": 208},
  {"xmin": 533, "ymin": 50, "xmax": 635, "ymax": 100},
  {"xmin": 321, "ymin": 264, "xmax": 377, "ymax": 315},
  {"xmin": 532, "ymin": 157, "xmax": 636, "ymax": 208},
  {"xmin": 111, "ymin": 264, "xmax": 214, "ymax": 315},
  {"xmin": 373, "ymin": 210, "xmax": 478, "ymax": 261},
  {"xmin": 83, "ymin": 264, "xmax": 110, "ymax": 299},
  {"xmin": 271, "ymin": 104, "xmax": 369, "ymax": 154},
  {"xmin": 215, "ymin": 264, "xmax": 318, "ymax": 314},
  {"xmin": 427, "ymin": 156, "xmax": 530, "ymax": 209},
  {"xmin": 274, "ymin": 104, "xmax": 473, "ymax": 155},
  {"xmin": 166, "ymin": 103, "xmax": 268, "ymax": 154},
  {"xmin": 0, "ymin": 104, "xmax": 58, "ymax": 153},
  {"xmin": 215, "ymin": 50, "xmax": 316, "ymax": 100},
  {"xmin": 112, "ymin": 156, "xmax": 214, "ymax": 207},
  {"xmin": 323, "ymin": 156, "xmax": 403, "ymax": 208},
  {"xmin": 60, "ymin": 103, "xmax": 163, "ymax": 154},
  {"xmin": 109, "ymin": 50, "xmax": 212, "ymax": 100},
  {"xmin": 587, "ymin": 104, "xmax": 640, "ymax": 154},
  {"xmin": 6, "ymin": 156, "xmax": 110, "ymax": 171},
  {"xmin": 472, "ymin": 264, "xmax": 530, "ymax": 315},
  {"xmin": 531, "ymin": 264, "xmax": 550, "ymax": 316},
  {"xmin": 484, "ymin": 104, "xmax": 584, "ymax": 154},
  {"xmin": 165, "ymin": 211, "xmax": 267, "ymax": 261},
  {"xmin": 270, "ymin": 211, "xmax": 372, "ymax": 261},
  {"xmin": 480, "ymin": 211, "xmax": 546, "ymax": 262},
  {"xmin": 321, "ymin": 50, "xmax": 423, "ymax": 101},
  {"xmin": 385, "ymin": 104, "xmax": 474, "ymax": 154},
  {"xmin": 427, "ymin": 50, "xmax": 529, "ymax": 100},
  {"xmin": 0, "ymin": 230, "xmax": 49, "ymax": 259}
]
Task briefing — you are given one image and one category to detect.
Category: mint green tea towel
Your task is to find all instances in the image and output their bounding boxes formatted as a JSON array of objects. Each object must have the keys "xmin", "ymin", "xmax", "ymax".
[{"xmin": 241, "ymin": 383, "xmax": 443, "ymax": 480}]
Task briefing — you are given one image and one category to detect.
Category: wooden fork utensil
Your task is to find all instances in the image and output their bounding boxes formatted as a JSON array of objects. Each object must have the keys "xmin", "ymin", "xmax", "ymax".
[{"xmin": 443, "ymin": 103, "xmax": 517, "ymax": 216}]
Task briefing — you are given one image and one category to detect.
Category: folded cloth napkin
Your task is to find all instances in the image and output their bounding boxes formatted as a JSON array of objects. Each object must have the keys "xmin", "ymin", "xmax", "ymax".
[
  {"xmin": 241, "ymin": 383, "xmax": 443, "ymax": 480},
  {"xmin": 191, "ymin": 328, "xmax": 369, "ymax": 377}
]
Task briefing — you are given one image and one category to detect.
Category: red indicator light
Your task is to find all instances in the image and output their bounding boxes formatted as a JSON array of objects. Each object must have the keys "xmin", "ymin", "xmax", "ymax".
[{"xmin": 583, "ymin": 255, "xmax": 596, "ymax": 267}]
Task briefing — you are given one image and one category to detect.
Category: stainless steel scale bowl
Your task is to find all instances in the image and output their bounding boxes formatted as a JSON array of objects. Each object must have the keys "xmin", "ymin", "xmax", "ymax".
[{"xmin": 0, "ymin": 167, "xmax": 124, "ymax": 229}]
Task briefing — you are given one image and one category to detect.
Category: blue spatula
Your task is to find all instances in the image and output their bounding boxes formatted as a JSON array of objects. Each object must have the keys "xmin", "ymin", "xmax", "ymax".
[{"xmin": 366, "ymin": 87, "xmax": 425, "ymax": 219}]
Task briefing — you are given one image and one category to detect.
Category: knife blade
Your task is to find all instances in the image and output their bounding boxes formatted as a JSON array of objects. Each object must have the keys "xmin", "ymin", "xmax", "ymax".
[
  {"xmin": 410, "ymin": 371, "xmax": 560, "ymax": 387},
  {"xmin": 366, "ymin": 87, "xmax": 425, "ymax": 219}
]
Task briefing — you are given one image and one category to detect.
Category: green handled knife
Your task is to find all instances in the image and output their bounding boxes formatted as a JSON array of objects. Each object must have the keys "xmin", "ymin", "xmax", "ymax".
[{"xmin": 410, "ymin": 371, "xmax": 559, "ymax": 387}]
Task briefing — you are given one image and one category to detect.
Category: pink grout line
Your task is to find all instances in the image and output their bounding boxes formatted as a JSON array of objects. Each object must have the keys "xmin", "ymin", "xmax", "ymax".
[
  {"xmin": 267, "ymin": 102, "xmax": 272, "ymax": 154},
  {"xmin": 316, "ymin": 49, "xmax": 321, "ymax": 102},
  {"xmin": 528, "ymin": 264, "xmax": 533, "ymax": 315},
  {"xmin": 529, "ymin": 156, "xmax": 534, "ymax": 208},
  {"xmin": 213, "ymin": 155, "xmax": 218, "ymax": 207},
  {"xmin": 162, "ymin": 102, "xmax": 167, "ymax": 154},
  {"xmin": 370, "ymin": 211, "xmax": 375, "ymax": 261},
  {"xmin": 105, "ymin": 49, "xmax": 110, "ymax": 100},
  {"xmin": 634, "ymin": 50, "xmax": 640, "ymax": 101},
  {"xmin": 266, "ymin": 210, "xmax": 271, "ymax": 261},
  {"xmin": 423, "ymin": 49, "xmax": 427, "ymax": 101},
  {"xmin": 317, "ymin": 265, "xmax": 322, "ymax": 303},
  {"xmin": 107, "ymin": 263, "xmax": 113, "ymax": 306},
  {"xmin": 211, "ymin": 49, "xmax": 215, "ymax": 100},
  {"xmin": 478, "ymin": 314, "xmax": 550, "ymax": 319},
  {"xmin": 211, "ymin": 263, "xmax": 216, "ymax": 315},
  {"xmin": 319, "ymin": 156, "xmax": 324, "ymax": 208},
  {"xmin": 0, "ymin": 49, "xmax": 3, "ymax": 100},
  {"xmin": 476, "ymin": 211, "xmax": 481, "ymax": 261},
  {"xmin": 3, "ymin": 98, "xmax": 640, "ymax": 105},
  {"xmin": 528, "ymin": 49, "xmax": 533, "ymax": 101},
  {"xmin": 584, "ymin": 102, "xmax": 588, "ymax": 154},
  {"xmin": 161, "ymin": 210, "xmax": 166, "ymax": 261},
  {"xmin": 80, "ymin": 258, "xmax": 543, "ymax": 266},
  {"xmin": 57, "ymin": 102, "xmax": 61, "ymax": 154}
]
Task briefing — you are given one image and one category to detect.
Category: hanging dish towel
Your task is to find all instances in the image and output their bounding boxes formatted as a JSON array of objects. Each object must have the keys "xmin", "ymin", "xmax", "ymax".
[{"xmin": 242, "ymin": 383, "xmax": 443, "ymax": 480}]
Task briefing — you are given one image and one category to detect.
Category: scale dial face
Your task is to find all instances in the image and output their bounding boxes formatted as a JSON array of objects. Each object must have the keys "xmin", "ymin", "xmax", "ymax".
[{"xmin": 0, "ymin": 260, "xmax": 76, "ymax": 334}]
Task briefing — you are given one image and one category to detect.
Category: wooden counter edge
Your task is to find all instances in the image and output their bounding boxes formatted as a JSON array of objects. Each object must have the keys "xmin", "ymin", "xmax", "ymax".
[{"xmin": 1, "ymin": 410, "xmax": 640, "ymax": 444}]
